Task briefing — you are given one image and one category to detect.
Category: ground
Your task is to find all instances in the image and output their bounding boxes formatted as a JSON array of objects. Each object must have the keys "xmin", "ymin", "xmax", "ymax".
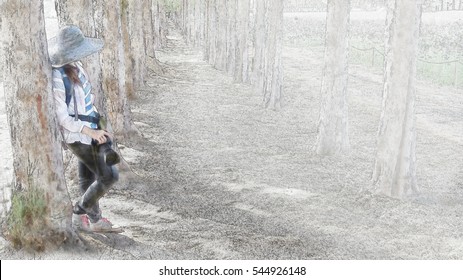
[{"xmin": 1, "ymin": 23, "xmax": 463, "ymax": 259}]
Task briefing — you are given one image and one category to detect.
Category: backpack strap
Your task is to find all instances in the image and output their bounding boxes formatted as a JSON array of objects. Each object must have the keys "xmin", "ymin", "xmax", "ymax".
[
  {"xmin": 69, "ymin": 113, "xmax": 100, "ymax": 125},
  {"xmin": 55, "ymin": 67, "xmax": 79, "ymax": 121},
  {"xmin": 56, "ymin": 67, "xmax": 72, "ymax": 107}
]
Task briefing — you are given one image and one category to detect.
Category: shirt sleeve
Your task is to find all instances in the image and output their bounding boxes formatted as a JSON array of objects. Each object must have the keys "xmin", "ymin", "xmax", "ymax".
[{"xmin": 52, "ymin": 69, "xmax": 85, "ymax": 133}]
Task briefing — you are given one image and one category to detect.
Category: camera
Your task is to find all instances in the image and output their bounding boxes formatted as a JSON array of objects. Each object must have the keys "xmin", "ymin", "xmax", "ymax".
[
  {"xmin": 94, "ymin": 116, "xmax": 120, "ymax": 166},
  {"xmin": 92, "ymin": 138, "xmax": 120, "ymax": 166}
]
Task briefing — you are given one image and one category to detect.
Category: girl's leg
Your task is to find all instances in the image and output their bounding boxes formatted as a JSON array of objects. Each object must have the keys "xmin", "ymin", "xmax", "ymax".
[
  {"xmin": 69, "ymin": 142, "xmax": 119, "ymax": 223},
  {"xmin": 78, "ymin": 161, "xmax": 95, "ymax": 194},
  {"xmin": 77, "ymin": 161, "xmax": 101, "ymax": 220}
]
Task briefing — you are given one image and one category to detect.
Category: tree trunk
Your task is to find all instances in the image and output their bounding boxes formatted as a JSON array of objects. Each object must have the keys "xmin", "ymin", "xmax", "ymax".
[
  {"xmin": 120, "ymin": 0, "xmax": 136, "ymax": 99},
  {"xmin": 153, "ymin": 0, "xmax": 162, "ymax": 50},
  {"xmin": 152, "ymin": 0, "xmax": 168, "ymax": 50},
  {"xmin": 157, "ymin": 1, "xmax": 169, "ymax": 48},
  {"xmin": 262, "ymin": 0, "xmax": 284, "ymax": 109},
  {"xmin": 315, "ymin": 0, "xmax": 350, "ymax": 155},
  {"xmin": 226, "ymin": 0, "xmax": 236, "ymax": 76},
  {"xmin": 143, "ymin": 0, "xmax": 155, "ymax": 58},
  {"xmin": 252, "ymin": 0, "xmax": 266, "ymax": 88},
  {"xmin": 0, "ymin": 0, "xmax": 74, "ymax": 250},
  {"xmin": 215, "ymin": 0, "xmax": 227, "ymax": 70},
  {"xmin": 203, "ymin": 0, "xmax": 210, "ymax": 61},
  {"xmin": 100, "ymin": 0, "xmax": 139, "ymax": 140},
  {"xmin": 127, "ymin": 0, "xmax": 146, "ymax": 89},
  {"xmin": 234, "ymin": 0, "xmax": 250, "ymax": 83},
  {"xmin": 194, "ymin": 0, "xmax": 203, "ymax": 47},
  {"xmin": 206, "ymin": 0, "xmax": 218, "ymax": 65},
  {"xmin": 372, "ymin": 0, "xmax": 422, "ymax": 198},
  {"xmin": 186, "ymin": 0, "xmax": 194, "ymax": 44},
  {"xmin": 183, "ymin": 0, "xmax": 188, "ymax": 41}
]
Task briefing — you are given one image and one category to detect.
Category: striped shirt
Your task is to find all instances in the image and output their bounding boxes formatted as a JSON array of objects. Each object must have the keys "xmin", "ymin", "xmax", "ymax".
[{"xmin": 52, "ymin": 61, "xmax": 98, "ymax": 145}]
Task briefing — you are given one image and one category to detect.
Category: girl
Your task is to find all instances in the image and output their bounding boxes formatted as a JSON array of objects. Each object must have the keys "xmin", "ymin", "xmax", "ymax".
[{"xmin": 49, "ymin": 25, "xmax": 120, "ymax": 233}]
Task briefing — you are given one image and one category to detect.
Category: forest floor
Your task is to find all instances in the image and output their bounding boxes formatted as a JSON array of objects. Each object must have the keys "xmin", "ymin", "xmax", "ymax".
[{"xmin": 1, "ymin": 25, "xmax": 463, "ymax": 259}]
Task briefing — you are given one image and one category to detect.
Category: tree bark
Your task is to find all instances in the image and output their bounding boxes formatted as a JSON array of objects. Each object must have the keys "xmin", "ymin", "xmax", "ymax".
[
  {"xmin": 127, "ymin": 0, "xmax": 146, "ymax": 89},
  {"xmin": 153, "ymin": 0, "xmax": 162, "ymax": 50},
  {"xmin": 143, "ymin": 0, "xmax": 156, "ymax": 58},
  {"xmin": 251, "ymin": 0, "xmax": 266, "ymax": 88},
  {"xmin": 186, "ymin": 0, "xmax": 195, "ymax": 44},
  {"xmin": 372, "ymin": 0, "xmax": 422, "ymax": 198},
  {"xmin": 262, "ymin": 0, "xmax": 284, "ymax": 109},
  {"xmin": 234, "ymin": 0, "xmax": 250, "ymax": 83},
  {"xmin": 0, "ymin": 0, "xmax": 74, "ymax": 250},
  {"xmin": 315, "ymin": 0, "xmax": 351, "ymax": 155},
  {"xmin": 194, "ymin": 0, "xmax": 203, "ymax": 47},
  {"xmin": 206, "ymin": 0, "xmax": 218, "ymax": 65},
  {"xmin": 226, "ymin": 0, "xmax": 236, "ymax": 76},
  {"xmin": 152, "ymin": 0, "xmax": 168, "ymax": 50},
  {"xmin": 100, "ymin": 0, "xmax": 139, "ymax": 140},
  {"xmin": 215, "ymin": 0, "xmax": 227, "ymax": 71},
  {"xmin": 120, "ymin": 0, "xmax": 136, "ymax": 99},
  {"xmin": 203, "ymin": 0, "xmax": 210, "ymax": 61},
  {"xmin": 157, "ymin": 1, "xmax": 169, "ymax": 48}
]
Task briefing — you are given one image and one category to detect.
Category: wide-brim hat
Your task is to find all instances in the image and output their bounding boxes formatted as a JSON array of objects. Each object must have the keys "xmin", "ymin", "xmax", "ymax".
[{"xmin": 48, "ymin": 25, "xmax": 104, "ymax": 67}]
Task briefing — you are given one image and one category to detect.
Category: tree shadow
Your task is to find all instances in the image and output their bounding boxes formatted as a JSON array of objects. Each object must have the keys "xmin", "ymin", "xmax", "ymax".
[{"xmin": 77, "ymin": 231, "xmax": 144, "ymax": 259}]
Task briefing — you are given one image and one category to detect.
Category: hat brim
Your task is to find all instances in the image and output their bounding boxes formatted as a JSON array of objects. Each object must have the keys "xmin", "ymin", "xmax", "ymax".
[{"xmin": 48, "ymin": 36, "xmax": 104, "ymax": 67}]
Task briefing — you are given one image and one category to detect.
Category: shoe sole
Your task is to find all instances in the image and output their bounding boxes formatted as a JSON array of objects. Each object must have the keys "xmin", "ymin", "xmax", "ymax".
[{"xmin": 89, "ymin": 227, "xmax": 124, "ymax": 234}]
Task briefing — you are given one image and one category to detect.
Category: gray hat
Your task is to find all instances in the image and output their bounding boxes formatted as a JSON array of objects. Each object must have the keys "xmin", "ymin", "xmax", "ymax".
[{"xmin": 48, "ymin": 25, "xmax": 104, "ymax": 67}]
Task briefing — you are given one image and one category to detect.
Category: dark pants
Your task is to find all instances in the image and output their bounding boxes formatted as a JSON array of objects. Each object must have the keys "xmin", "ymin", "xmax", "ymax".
[{"xmin": 68, "ymin": 142, "xmax": 119, "ymax": 223}]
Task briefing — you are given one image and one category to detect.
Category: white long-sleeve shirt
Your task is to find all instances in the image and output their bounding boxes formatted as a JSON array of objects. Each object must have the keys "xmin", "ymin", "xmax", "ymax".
[{"xmin": 52, "ymin": 62, "xmax": 98, "ymax": 145}]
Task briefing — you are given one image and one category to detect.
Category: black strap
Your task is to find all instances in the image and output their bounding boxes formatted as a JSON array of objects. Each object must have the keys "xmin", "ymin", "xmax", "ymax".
[
  {"xmin": 69, "ymin": 112, "xmax": 100, "ymax": 125},
  {"xmin": 70, "ymin": 80, "xmax": 79, "ymax": 121}
]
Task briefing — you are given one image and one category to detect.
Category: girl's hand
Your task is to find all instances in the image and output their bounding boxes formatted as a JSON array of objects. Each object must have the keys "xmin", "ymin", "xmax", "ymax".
[{"xmin": 82, "ymin": 126, "xmax": 112, "ymax": 144}]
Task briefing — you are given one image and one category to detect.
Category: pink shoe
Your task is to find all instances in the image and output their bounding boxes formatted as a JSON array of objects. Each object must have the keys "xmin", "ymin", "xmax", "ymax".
[
  {"xmin": 89, "ymin": 217, "xmax": 123, "ymax": 233},
  {"xmin": 72, "ymin": 214, "xmax": 90, "ymax": 231}
]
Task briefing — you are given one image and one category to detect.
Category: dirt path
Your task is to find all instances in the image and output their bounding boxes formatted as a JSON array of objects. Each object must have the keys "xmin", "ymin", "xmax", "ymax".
[
  {"xmin": 102, "ymin": 27, "xmax": 463, "ymax": 259},
  {"xmin": 1, "ymin": 26, "xmax": 462, "ymax": 259}
]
